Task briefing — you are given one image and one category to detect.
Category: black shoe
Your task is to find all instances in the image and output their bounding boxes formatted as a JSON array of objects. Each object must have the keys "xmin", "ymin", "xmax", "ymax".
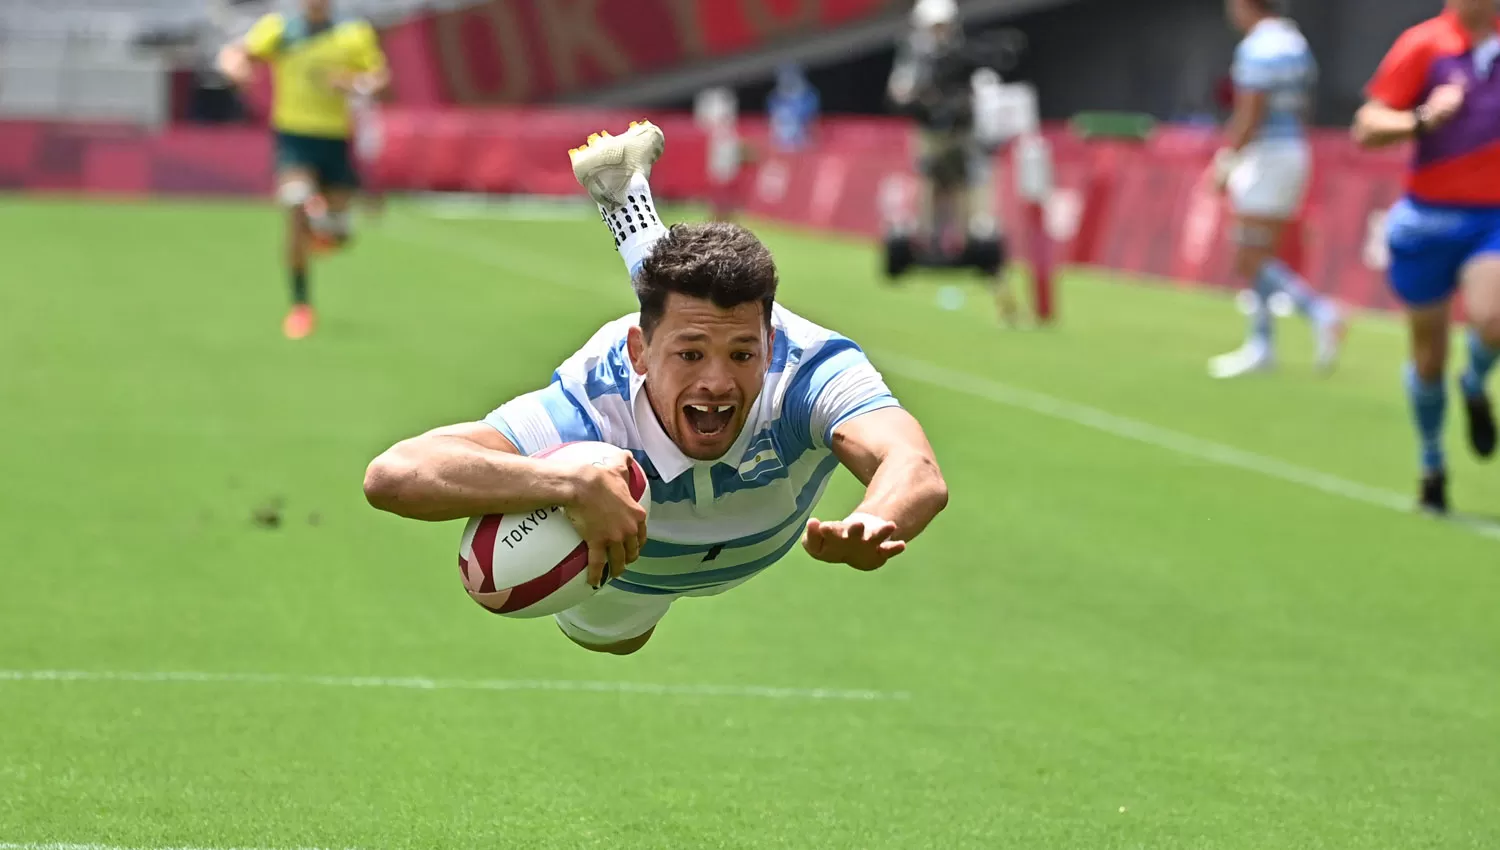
[
  {"xmin": 1419, "ymin": 471, "xmax": 1449, "ymax": 515},
  {"xmin": 1462, "ymin": 386, "xmax": 1497, "ymax": 460}
]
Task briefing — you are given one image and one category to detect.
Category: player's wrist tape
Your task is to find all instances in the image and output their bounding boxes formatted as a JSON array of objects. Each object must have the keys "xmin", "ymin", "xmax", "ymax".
[
  {"xmin": 599, "ymin": 173, "xmax": 667, "ymax": 279},
  {"xmin": 844, "ymin": 511, "xmax": 894, "ymax": 529}
]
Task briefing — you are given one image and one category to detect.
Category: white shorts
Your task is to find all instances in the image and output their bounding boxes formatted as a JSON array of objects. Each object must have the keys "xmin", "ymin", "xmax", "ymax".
[
  {"xmin": 554, "ymin": 575, "xmax": 754, "ymax": 646},
  {"xmin": 1227, "ymin": 139, "xmax": 1310, "ymax": 220}
]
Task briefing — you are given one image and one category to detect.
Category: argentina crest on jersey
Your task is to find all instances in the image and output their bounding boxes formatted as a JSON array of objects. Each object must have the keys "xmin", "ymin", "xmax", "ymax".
[{"xmin": 735, "ymin": 430, "xmax": 784, "ymax": 483}]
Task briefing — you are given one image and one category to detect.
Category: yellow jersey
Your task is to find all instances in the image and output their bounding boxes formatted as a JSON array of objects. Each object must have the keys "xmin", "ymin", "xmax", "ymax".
[{"xmin": 244, "ymin": 13, "xmax": 387, "ymax": 140}]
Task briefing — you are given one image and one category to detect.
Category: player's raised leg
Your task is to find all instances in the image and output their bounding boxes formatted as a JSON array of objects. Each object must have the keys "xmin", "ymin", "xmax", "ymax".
[
  {"xmin": 1458, "ymin": 255, "xmax": 1500, "ymax": 459},
  {"xmin": 306, "ymin": 187, "xmax": 355, "ymax": 254},
  {"xmin": 274, "ymin": 158, "xmax": 318, "ymax": 340},
  {"xmin": 304, "ymin": 135, "xmax": 362, "ymax": 256},
  {"xmin": 1226, "ymin": 212, "xmax": 1344, "ymax": 373},
  {"xmin": 1405, "ymin": 301, "xmax": 1453, "ymax": 513},
  {"xmin": 1209, "ymin": 211, "xmax": 1342, "ymax": 378},
  {"xmin": 1382, "ymin": 198, "xmax": 1486, "ymax": 512},
  {"xmin": 570, "ymin": 121, "xmax": 668, "ymax": 278},
  {"xmin": 1209, "ymin": 214, "xmax": 1277, "ymax": 378}
]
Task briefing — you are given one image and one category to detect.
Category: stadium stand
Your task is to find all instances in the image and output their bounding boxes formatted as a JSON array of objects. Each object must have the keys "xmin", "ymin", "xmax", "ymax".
[{"xmin": 0, "ymin": 0, "xmax": 470, "ymax": 124}]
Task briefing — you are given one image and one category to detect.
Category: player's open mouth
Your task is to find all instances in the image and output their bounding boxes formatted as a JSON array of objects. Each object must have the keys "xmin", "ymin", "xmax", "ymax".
[{"xmin": 683, "ymin": 404, "xmax": 735, "ymax": 437}]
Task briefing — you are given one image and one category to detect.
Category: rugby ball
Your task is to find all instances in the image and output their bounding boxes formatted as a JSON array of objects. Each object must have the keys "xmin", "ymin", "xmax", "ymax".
[{"xmin": 457, "ymin": 441, "xmax": 650, "ymax": 618}]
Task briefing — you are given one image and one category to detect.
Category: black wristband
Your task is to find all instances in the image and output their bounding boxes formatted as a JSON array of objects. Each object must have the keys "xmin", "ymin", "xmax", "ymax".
[{"xmin": 1413, "ymin": 105, "xmax": 1430, "ymax": 137}]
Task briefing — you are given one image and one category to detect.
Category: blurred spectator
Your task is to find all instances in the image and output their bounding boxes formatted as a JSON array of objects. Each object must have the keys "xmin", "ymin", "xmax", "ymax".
[
  {"xmin": 767, "ymin": 64, "xmax": 819, "ymax": 152},
  {"xmin": 696, "ymin": 86, "xmax": 755, "ymax": 222}
]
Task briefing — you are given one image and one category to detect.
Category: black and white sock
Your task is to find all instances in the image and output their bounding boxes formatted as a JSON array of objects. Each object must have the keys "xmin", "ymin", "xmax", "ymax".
[{"xmin": 598, "ymin": 173, "xmax": 667, "ymax": 279}]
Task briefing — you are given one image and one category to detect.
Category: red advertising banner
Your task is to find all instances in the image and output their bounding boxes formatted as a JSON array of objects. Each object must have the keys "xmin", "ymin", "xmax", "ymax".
[
  {"xmin": 0, "ymin": 111, "xmax": 1412, "ymax": 315},
  {"xmin": 387, "ymin": 0, "xmax": 899, "ymax": 106}
]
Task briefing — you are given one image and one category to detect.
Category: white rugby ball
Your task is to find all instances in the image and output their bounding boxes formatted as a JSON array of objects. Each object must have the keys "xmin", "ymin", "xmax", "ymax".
[{"xmin": 457, "ymin": 441, "xmax": 650, "ymax": 618}]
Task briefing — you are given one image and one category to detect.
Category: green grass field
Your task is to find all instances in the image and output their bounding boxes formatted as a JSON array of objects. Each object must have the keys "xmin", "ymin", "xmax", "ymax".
[{"xmin": 2, "ymin": 196, "xmax": 1499, "ymax": 850}]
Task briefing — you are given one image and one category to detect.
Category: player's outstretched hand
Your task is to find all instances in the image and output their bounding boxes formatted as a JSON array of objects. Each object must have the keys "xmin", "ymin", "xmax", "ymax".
[
  {"xmin": 558, "ymin": 451, "xmax": 649, "ymax": 588},
  {"xmin": 802, "ymin": 514, "xmax": 907, "ymax": 572}
]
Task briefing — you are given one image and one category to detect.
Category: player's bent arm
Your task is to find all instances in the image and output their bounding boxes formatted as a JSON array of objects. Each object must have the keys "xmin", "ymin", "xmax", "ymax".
[
  {"xmin": 343, "ymin": 26, "xmax": 392, "ymax": 97},
  {"xmin": 331, "ymin": 66, "xmax": 391, "ymax": 97},
  {"xmin": 220, "ymin": 13, "xmax": 282, "ymax": 87},
  {"xmin": 362, "ymin": 66, "xmax": 392, "ymax": 97},
  {"xmin": 1223, "ymin": 87, "xmax": 1268, "ymax": 153},
  {"xmin": 363, "ymin": 423, "xmax": 580, "ymax": 522},
  {"xmin": 829, "ymin": 407, "xmax": 949, "ymax": 542},
  {"xmin": 1351, "ymin": 99, "xmax": 1421, "ymax": 149}
]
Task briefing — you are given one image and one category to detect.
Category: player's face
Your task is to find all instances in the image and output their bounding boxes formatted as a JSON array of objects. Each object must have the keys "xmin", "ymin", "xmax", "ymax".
[{"xmin": 630, "ymin": 293, "xmax": 772, "ymax": 461}]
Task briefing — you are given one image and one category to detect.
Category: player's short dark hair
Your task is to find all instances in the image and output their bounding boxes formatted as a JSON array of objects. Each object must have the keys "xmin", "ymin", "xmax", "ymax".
[{"xmin": 635, "ymin": 222, "xmax": 778, "ymax": 335}]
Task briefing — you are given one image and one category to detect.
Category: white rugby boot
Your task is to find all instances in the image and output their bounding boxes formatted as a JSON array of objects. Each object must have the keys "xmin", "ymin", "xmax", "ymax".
[
  {"xmin": 1207, "ymin": 339, "xmax": 1274, "ymax": 379},
  {"xmin": 1313, "ymin": 306, "xmax": 1348, "ymax": 375},
  {"xmin": 569, "ymin": 120, "xmax": 666, "ymax": 212}
]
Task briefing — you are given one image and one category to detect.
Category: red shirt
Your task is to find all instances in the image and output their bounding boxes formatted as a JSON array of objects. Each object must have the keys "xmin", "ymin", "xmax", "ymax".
[{"xmin": 1367, "ymin": 10, "xmax": 1500, "ymax": 205}]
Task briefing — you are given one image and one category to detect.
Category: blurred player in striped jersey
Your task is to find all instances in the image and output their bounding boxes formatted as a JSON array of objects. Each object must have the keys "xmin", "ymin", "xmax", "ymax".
[
  {"xmin": 1206, "ymin": 0, "xmax": 1345, "ymax": 379},
  {"xmin": 217, "ymin": 0, "xmax": 389, "ymax": 340},
  {"xmin": 1353, "ymin": 0, "xmax": 1500, "ymax": 513},
  {"xmin": 363, "ymin": 121, "xmax": 949, "ymax": 655}
]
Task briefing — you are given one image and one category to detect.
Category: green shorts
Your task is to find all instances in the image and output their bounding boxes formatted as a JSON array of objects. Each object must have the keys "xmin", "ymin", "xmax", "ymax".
[{"xmin": 275, "ymin": 132, "xmax": 360, "ymax": 190}]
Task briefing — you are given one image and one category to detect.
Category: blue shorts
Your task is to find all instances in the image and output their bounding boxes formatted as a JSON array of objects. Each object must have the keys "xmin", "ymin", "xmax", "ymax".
[{"xmin": 1386, "ymin": 197, "xmax": 1500, "ymax": 307}]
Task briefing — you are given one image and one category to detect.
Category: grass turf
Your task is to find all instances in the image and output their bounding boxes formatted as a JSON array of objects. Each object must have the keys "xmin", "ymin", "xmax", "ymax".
[{"xmin": 1, "ymin": 196, "xmax": 1498, "ymax": 849}]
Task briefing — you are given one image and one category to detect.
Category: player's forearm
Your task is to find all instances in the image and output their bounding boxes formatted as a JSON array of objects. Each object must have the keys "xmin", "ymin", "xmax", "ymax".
[
  {"xmin": 1223, "ymin": 113, "xmax": 1255, "ymax": 152},
  {"xmin": 355, "ymin": 68, "xmax": 391, "ymax": 97},
  {"xmin": 364, "ymin": 436, "xmax": 576, "ymax": 522},
  {"xmin": 216, "ymin": 44, "xmax": 253, "ymax": 86},
  {"xmin": 1223, "ymin": 94, "xmax": 1266, "ymax": 152},
  {"xmin": 1352, "ymin": 102, "xmax": 1419, "ymax": 149},
  {"xmin": 851, "ymin": 450, "xmax": 948, "ymax": 542}
]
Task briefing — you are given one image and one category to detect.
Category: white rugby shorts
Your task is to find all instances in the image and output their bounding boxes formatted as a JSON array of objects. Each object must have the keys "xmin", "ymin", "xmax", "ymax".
[
  {"xmin": 1227, "ymin": 139, "xmax": 1310, "ymax": 219},
  {"xmin": 555, "ymin": 575, "xmax": 754, "ymax": 647}
]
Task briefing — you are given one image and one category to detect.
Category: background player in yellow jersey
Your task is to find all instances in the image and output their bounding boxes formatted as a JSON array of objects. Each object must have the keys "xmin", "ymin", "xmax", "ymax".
[{"xmin": 216, "ymin": 0, "xmax": 389, "ymax": 340}]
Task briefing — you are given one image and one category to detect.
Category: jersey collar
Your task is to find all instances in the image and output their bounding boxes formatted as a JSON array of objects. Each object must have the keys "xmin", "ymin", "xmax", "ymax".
[
  {"xmin": 629, "ymin": 368, "xmax": 767, "ymax": 484},
  {"xmin": 1248, "ymin": 16, "xmax": 1294, "ymax": 35}
]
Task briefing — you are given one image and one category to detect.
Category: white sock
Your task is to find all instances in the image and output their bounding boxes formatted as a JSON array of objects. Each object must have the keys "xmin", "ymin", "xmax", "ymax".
[{"xmin": 599, "ymin": 173, "xmax": 667, "ymax": 279}]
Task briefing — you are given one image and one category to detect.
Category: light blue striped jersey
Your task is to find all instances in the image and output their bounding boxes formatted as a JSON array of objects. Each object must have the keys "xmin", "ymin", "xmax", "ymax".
[
  {"xmin": 484, "ymin": 304, "xmax": 899, "ymax": 595},
  {"xmin": 1232, "ymin": 17, "xmax": 1317, "ymax": 142}
]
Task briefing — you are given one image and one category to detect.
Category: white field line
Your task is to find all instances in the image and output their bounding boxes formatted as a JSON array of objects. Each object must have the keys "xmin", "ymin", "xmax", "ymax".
[
  {"xmin": 0, "ymin": 670, "xmax": 906, "ymax": 702},
  {"xmin": 384, "ymin": 220, "xmax": 1500, "ymax": 542},
  {"xmin": 0, "ymin": 845, "xmax": 358, "ymax": 850}
]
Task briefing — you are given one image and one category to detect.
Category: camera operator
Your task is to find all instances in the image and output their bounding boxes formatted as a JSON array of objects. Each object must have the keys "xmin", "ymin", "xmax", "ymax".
[{"xmin": 886, "ymin": 0, "xmax": 1021, "ymax": 323}]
